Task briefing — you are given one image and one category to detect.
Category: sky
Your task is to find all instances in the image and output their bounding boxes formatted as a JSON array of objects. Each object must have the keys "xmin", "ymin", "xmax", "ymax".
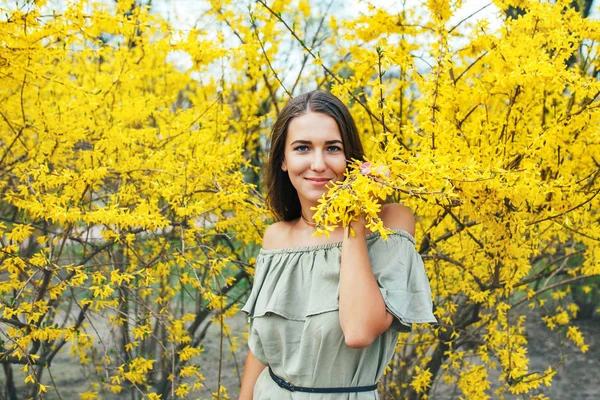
[
  {"xmin": 153, "ymin": 0, "xmax": 505, "ymax": 33},
  {"xmin": 156, "ymin": 0, "xmax": 509, "ymax": 78}
]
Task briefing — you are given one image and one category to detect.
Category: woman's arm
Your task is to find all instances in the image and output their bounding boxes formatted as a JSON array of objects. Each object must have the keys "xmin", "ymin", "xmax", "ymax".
[
  {"xmin": 239, "ymin": 223, "xmax": 282, "ymax": 398},
  {"xmin": 338, "ymin": 203, "xmax": 415, "ymax": 348},
  {"xmin": 239, "ymin": 349, "xmax": 266, "ymax": 399}
]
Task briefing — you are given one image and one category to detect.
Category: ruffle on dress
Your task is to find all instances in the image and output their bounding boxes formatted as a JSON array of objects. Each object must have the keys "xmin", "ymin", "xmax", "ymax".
[{"xmin": 242, "ymin": 229, "xmax": 437, "ymax": 333}]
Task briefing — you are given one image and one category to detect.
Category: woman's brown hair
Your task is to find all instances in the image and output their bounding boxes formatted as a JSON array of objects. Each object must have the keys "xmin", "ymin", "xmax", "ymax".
[{"xmin": 265, "ymin": 90, "xmax": 365, "ymax": 221}]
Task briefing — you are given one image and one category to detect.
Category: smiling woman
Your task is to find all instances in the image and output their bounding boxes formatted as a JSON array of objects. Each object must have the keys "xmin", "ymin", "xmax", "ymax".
[{"xmin": 239, "ymin": 90, "xmax": 436, "ymax": 399}]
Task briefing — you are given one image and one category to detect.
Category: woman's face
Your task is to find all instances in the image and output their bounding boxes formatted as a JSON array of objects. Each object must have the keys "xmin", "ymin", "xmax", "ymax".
[{"xmin": 282, "ymin": 112, "xmax": 347, "ymax": 210}]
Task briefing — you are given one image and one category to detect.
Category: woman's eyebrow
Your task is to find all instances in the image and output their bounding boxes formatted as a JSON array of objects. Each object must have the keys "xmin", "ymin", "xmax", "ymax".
[
  {"xmin": 289, "ymin": 139, "xmax": 343, "ymax": 145},
  {"xmin": 290, "ymin": 140, "xmax": 312, "ymax": 145}
]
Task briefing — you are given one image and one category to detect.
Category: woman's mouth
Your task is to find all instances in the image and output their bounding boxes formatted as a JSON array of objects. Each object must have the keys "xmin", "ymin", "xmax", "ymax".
[{"xmin": 305, "ymin": 178, "xmax": 331, "ymax": 187}]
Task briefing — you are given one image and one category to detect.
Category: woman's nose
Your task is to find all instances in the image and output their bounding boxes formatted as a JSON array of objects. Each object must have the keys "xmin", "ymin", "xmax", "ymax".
[{"xmin": 311, "ymin": 151, "xmax": 326, "ymax": 171}]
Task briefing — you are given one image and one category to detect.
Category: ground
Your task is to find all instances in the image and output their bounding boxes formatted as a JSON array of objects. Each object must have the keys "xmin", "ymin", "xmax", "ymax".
[{"xmin": 525, "ymin": 313, "xmax": 600, "ymax": 399}]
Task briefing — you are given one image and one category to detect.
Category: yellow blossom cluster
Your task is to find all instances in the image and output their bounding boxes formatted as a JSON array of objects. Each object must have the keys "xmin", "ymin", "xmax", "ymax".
[{"xmin": 0, "ymin": 0, "xmax": 266, "ymax": 397}]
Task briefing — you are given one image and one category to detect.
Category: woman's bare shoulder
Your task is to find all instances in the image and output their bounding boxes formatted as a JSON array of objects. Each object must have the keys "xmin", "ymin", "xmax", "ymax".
[
  {"xmin": 380, "ymin": 203, "xmax": 416, "ymax": 236},
  {"xmin": 262, "ymin": 221, "xmax": 294, "ymax": 250}
]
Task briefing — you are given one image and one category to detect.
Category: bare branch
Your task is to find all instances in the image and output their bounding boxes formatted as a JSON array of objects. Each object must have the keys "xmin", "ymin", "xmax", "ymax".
[
  {"xmin": 511, "ymin": 275, "xmax": 593, "ymax": 308},
  {"xmin": 527, "ymin": 186, "xmax": 600, "ymax": 226},
  {"xmin": 250, "ymin": 12, "xmax": 291, "ymax": 98}
]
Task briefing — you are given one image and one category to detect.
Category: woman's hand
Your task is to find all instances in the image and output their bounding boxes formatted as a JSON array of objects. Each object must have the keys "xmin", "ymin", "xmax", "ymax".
[{"xmin": 345, "ymin": 213, "xmax": 367, "ymax": 238}]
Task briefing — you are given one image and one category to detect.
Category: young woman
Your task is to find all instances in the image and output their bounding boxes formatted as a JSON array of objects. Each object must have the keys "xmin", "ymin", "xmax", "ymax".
[{"xmin": 239, "ymin": 90, "xmax": 436, "ymax": 399}]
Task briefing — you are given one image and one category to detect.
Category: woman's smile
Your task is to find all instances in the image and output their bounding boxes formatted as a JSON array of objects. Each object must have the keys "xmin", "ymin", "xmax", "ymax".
[{"xmin": 305, "ymin": 177, "xmax": 333, "ymax": 186}]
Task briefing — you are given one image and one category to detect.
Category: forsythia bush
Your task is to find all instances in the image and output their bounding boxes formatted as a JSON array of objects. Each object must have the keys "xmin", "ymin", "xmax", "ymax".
[{"xmin": 1, "ymin": 0, "xmax": 598, "ymax": 399}]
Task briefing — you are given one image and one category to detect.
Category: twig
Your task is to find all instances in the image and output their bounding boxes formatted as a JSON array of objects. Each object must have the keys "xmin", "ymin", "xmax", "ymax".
[
  {"xmin": 511, "ymin": 275, "xmax": 593, "ymax": 308},
  {"xmin": 290, "ymin": 2, "xmax": 333, "ymax": 95},
  {"xmin": 249, "ymin": 12, "xmax": 291, "ymax": 97},
  {"xmin": 46, "ymin": 367, "xmax": 64, "ymax": 400},
  {"xmin": 516, "ymin": 249, "xmax": 586, "ymax": 288},
  {"xmin": 422, "ymin": 252, "xmax": 484, "ymax": 290},
  {"xmin": 0, "ymin": 111, "xmax": 27, "ymax": 165},
  {"xmin": 377, "ymin": 46, "xmax": 387, "ymax": 133},
  {"xmin": 448, "ymin": 3, "xmax": 493, "ymax": 34},
  {"xmin": 559, "ymin": 222, "xmax": 600, "ymax": 242},
  {"xmin": 527, "ymin": 187, "xmax": 600, "ymax": 226}
]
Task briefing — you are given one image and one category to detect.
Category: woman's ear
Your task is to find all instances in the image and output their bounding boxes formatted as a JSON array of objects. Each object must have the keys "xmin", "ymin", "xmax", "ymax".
[{"xmin": 281, "ymin": 160, "xmax": 287, "ymax": 172}]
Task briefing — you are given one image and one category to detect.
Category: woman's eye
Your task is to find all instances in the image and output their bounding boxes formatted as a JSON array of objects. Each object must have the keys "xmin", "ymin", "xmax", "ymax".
[
  {"xmin": 327, "ymin": 145, "xmax": 342, "ymax": 152},
  {"xmin": 294, "ymin": 145, "xmax": 309, "ymax": 152}
]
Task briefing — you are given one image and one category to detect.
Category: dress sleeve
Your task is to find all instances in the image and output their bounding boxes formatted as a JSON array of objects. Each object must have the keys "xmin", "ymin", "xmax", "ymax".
[
  {"xmin": 371, "ymin": 230, "xmax": 437, "ymax": 332},
  {"xmin": 247, "ymin": 317, "xmax": 267, "ymax": 364}
]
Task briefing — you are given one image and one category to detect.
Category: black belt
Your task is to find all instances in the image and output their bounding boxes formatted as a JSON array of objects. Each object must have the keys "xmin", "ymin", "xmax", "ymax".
[{"xmin": 268, "ymin": 367, "xmax": 378, "ymax": 393}]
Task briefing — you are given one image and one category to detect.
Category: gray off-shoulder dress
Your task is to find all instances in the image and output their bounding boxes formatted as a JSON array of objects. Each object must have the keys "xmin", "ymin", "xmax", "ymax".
[{"xmin": 241, "ymin": 229, "xmax": 437, "ymax": 399}]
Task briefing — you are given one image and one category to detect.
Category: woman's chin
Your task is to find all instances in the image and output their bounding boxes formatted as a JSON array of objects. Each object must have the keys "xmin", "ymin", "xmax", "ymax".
[{"xmin": 298, "ymin": 191, "xmax": 327, "ymax": 205}]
